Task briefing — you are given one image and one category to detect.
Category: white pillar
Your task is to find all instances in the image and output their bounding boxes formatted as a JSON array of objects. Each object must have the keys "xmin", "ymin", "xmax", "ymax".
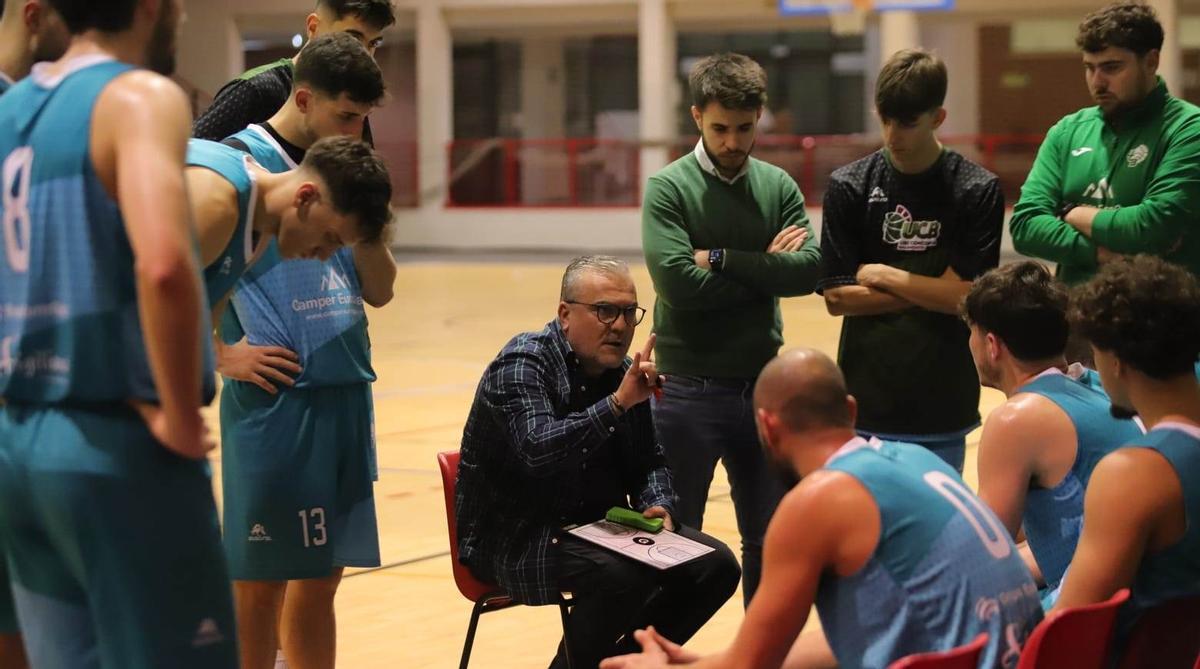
[
  {"xmin": 1149, "ymin": 0, "xmax": 1182, "ymax": 94},
  {"xmin": 920, "ymin": 19, "xmax": 980, "ymax": 135},
  {"xmin": 178, "ymin": 1, "xmax": 243, "ymax": 95},
  {"xmin": 879, "ymin": 10, "xmax": 920, "ymax": 66},
  {"xmin": 638, "ymin": 0, "xmax": 676, "ymax": 187},
  {"xmin": 520, "ymin": 38, "xmax": 568, "ymax": 202},
  {"xmin": 416, "ymin": 4, "xmax": 452, "ymax": 208}
]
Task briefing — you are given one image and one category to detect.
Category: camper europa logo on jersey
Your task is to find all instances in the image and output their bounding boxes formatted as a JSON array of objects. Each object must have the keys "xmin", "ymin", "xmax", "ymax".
[
  {"xmin": 881, "ymin": 204, "xmax": 941, "ymax": 251},
  {"xmin": 1127, "ymin": 143, "xmax": 1149, "ymax": 168},
  {"xmin": 248, "ymin": 523, "xmax": 272, "ymax": 542},
  {"xmin": 320, "ymin": 267, "xmax": 351, "ymax": 292}
]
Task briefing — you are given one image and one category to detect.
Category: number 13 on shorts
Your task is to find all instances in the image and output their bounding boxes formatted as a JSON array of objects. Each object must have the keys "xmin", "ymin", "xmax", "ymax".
[{"xmin": 298, "ymin": 507, "xmax": 327, "ymax": 548}]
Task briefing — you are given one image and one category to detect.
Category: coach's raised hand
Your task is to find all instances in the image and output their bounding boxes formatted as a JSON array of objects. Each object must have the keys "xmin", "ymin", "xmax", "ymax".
[{"xmin": 613, "ymin": 334, "xmax": 665, "ymax": 412}]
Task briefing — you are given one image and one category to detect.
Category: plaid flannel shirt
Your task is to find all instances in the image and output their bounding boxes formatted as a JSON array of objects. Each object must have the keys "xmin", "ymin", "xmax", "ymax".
[{"xmin": 455, "ymin": 320, "xmax": 676, "ymax": 605}]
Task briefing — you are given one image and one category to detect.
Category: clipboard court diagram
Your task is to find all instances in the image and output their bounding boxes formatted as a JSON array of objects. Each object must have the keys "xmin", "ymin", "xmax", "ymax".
[{"xmin": 567, "ymin": 520, "xmax": 716, "ymax": 570}]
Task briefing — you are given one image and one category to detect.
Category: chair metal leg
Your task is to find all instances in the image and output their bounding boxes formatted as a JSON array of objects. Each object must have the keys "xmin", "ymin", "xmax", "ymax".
[
  {"xmin": 558, "ymin": 599, "xmax": 573, "ymax": 669},
  {"xmin": 459, "ymin": 600, "xmax": 485, "ymax": 669}
]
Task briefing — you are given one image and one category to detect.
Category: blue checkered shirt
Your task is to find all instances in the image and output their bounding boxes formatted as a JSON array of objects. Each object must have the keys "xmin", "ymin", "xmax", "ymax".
[{"xmin": 455, "ymin": 320, "xmax": 676, "ymax": 605}]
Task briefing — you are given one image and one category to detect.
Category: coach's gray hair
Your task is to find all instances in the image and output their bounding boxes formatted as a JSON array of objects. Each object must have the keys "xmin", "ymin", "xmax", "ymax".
[{"xmin": 560, "ymin": 255, "xmax": 629, "ymax": 301}]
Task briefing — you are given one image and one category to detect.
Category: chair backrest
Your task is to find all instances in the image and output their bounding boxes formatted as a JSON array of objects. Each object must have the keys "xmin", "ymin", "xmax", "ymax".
[
  {"xmin": 888, "ymin": 633, "xmax": 989, "ymax": 669},
  {"xmin": 1115, "ymin": 594, "xmax": 1200, "ymax": 669},
  {"xmin": 437, "ymin": 450, "xmax": 498, "ymax": 603},
  {"xmin": 1017, "ymin": 588, "xmax": 1130, "ymax": 669}
]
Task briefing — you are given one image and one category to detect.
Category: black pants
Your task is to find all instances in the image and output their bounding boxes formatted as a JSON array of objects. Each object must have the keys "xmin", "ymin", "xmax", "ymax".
[{"xmin": 548, "ymin": 525, "xmax": 740, "ymax": 669}]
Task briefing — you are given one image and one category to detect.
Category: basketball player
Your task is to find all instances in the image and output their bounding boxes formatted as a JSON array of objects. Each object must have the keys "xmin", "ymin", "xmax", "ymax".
[
  {"xmin": 0, "ymin": 0, "xmax": 68, "ymax": 95},
  {"xmin": 963, "ymin": 261, "xmax": 1141, "ymax": 601},
  {"xmin": 602, "ymin": 349, "xmax": 1043, "ymax": 669},
  {"xmin": 818, "ymin": 49, "xmax": 1003, "ymax": 473},
  {"xmin": 192, "ymin": 0, "xmax": 394, "ymax": 143},
  {"xmin": 214, "ymin": 31, "xmax": 393, "ymax": 669},
  {"xmin": 1055, "ymin": 255, "xmax": 1200, "ymax": 645},
  {"xmin": 186, "ymin": 133, "xmax": 392, "ymax": 307},
  {"xmin": 0, "ymin": 0, "xmax": 236, "ymax": 666}
]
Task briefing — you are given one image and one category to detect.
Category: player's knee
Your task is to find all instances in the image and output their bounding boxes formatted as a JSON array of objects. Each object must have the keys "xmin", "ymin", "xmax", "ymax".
[{"xmin": 234, "ymin": 579, "xmax": 287, "ymax": 608}]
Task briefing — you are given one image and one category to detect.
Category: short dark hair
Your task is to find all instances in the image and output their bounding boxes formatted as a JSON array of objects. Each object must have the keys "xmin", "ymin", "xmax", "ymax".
[
  {"xmin": 1070, "ymin": 255, "xmax": 1200, "ymax": 379},
  {"xmin": 1076, "ymin": 2, "xmax": 1163, "ymax": 56},
  {"xmin": 47, "ymin": 0, "xmax": 137, "ymax": 33},
  {"xmin": 317, "ymin": 0, "xmax": 396, "ymax": 30},
  {"xmin": 875, "ymin": 48, "xmax": 947, "ymax": 123},
  {"xmin": 295, "ymin": 32, "xmax": 385, "ymax": 105},
  {"xmin": 963, "ymin": 262, "xmax": 1069, "ymax": 361},
  {"xmin": 688, "ymin": 53, "xmax": 767, "ymax": 111},
  {"xmin": 302, "ymin": 137, "xmax": 393, "ymax": 244}
]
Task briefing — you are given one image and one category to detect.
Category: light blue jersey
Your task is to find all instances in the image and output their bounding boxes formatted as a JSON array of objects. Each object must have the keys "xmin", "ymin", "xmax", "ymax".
[
  {"xmin": 1017, "ymin": 369, "xmax": 1142, "ymax": 592},
  {"xmin": 1121, "ymin": 422, "xmax": 1200, "ymax": 632},
  {"xmin": 0, "ymin": 56, "xmax": 215, "ymax": 405},
  {"xmin": 817, "ymin": 438, "xmax": 1043, "ymax": 669},
  {"xmin": 0, "ymin": 73, "xmax": 12, "ymax": 96},
  {"xmin": 220, "ymin": 124, "xmax": 374, "ymax": 387},
  {"xmin": 186, "ymin": 138, "xmax": 260, "ymax": 307}
]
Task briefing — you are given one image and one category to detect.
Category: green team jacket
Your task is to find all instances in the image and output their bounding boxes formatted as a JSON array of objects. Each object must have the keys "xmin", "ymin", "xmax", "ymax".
[
  {"xmin": 1010, "ymin": 79, "xmax": 1200, "ymax": 284},
  {"xmin": 642, "ymin": 153, "xmax": 821, "ymax": 379}
]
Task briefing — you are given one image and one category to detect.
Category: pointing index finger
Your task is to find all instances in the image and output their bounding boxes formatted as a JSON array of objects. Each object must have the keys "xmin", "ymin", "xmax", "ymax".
[{"xmin": 640, "ymin": 333, "xmax": 657, "ymax": 361}]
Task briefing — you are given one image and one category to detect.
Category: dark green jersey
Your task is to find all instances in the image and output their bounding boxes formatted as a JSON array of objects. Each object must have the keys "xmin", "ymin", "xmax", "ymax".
[
  {"xmin": 819, "ymin": 149, "xmax": 1004, "ymax": 436},
  {"xmin": 1011, "ymin": 79, "xmax": 1200, "ymax": 284}
]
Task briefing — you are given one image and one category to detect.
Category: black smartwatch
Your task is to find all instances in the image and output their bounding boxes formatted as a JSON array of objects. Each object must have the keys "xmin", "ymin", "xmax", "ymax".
[{"xmin": 708, "ymin": 248, "xmax": 725, "ymax": 273}]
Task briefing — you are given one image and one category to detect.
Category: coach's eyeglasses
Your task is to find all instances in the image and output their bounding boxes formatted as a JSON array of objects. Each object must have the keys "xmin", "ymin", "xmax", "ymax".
[{"xmin": 566, "ymin": 301, "xmax": 647, "ymax": 326}]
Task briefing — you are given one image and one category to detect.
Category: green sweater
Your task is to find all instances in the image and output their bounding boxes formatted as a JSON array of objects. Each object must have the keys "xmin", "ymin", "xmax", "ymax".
[
  {"xmin": 642, "ymin": 153, "xmax": 821, "ymax": 378},
  {"xmin": 1010, "ymin": 78, "xmax": 1200, "ymax": 284}
]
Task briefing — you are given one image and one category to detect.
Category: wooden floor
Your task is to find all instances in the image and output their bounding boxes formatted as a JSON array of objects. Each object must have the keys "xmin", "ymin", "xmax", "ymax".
[{"xmin": 204, "ymin": 257, "xmax": 1005, "ymax": 669}]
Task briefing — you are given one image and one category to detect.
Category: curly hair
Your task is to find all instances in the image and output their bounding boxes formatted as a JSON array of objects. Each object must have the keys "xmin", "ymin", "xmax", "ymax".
[
  {"xmin": 1069, "ymin": 255, "xmax": 1200, "ymax": 379},
  {"xmin": 1076, "ymin": 2, "xmax": 1163, "ymax": 55},
  {"xmin": 963, "ymin": 261, "xmax": 1069, "ymax": 361}
]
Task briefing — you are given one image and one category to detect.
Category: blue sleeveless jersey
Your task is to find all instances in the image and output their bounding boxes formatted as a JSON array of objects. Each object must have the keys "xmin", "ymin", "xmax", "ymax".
[
  {"xmin": 817, "ymin": 439, "xmax": 1043, "ymax": 669},
  {"xmin": 0, "ymin": 76, "xmax": 12, "ymax": 96},
  {"xmin": 186, "ymin": 138, "xmax": 259, "ymax": 307},
  {"xmin": 1016, "ymin": 371, "xmax": 1142, "ymax": 591},
  {"xmin": 1122, "ymin": 423, "xmax": 1200, "ymax": 631},
  {"xmin": 0, "ymin": 57, "xmax": 215, "ymax": 405},
  {"xmin": 219, "ymin": 124, "xmax": 374, "ymax": 387}
]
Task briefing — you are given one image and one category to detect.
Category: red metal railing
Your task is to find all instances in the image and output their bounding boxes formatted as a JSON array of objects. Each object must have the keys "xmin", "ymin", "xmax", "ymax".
[{"xmin": 446, "ymin": 133, "xmax": 1046, "ymax": 208}]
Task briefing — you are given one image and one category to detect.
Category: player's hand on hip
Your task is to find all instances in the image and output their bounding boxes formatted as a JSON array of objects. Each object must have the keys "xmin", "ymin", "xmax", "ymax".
[
  {"xmin": 642, "ymin": 506, "xmax": 675, "ymax": 532},
  {"xmin": 615, "ymin": 334, "xmax": 665, "ymax": 409},
  {"xmin": 216, "ymin": 337, "xmax": 302, "ymax": 394},
  {"xmin": 767, "ymin": 224, "xmax": 807, "ymax": 253},
  {"xmin": 129, "ymin": 402, "xmax": 215, "ymax": 460}
]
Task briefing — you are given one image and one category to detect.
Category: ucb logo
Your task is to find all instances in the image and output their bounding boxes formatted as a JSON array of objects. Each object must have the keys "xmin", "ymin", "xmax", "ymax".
[
  {"xmin": 320, "ymin": 267, "xmax": 350, "ymax": 292},
  {"xmin": 881, "ymin": 205, "xmax": 941, "ymax": 251}
]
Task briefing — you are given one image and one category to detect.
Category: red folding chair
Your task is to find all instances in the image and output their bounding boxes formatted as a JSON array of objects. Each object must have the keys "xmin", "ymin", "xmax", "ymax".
[
  {"xmin": 888, "ymin": 633, "xmax": 989, "ymax": 669},
  {"xmin": 1016, "ymin": 588, "xmax": 1129, "ymax": 668},
  {"xmin": 1116, "ymin": 594, "xmax": 1200, "ymax": 669},
  {"xmin": 438, "ymin": 450, "xmax": 573, "ymax": 669}
]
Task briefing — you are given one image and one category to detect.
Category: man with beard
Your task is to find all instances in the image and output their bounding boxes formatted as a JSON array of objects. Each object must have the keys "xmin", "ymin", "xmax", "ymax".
[
  {"xmin": 1055, "ymin": 255, "xmax": 1200, "ymax": 654},
  {"xmin": 456, "ymin": 256, "xmax": 739, "ymax": 669},
  {"xmin": 641, "ymin": 52, "xmax": 821, "ymax": 605},
  {"xmin": 1011, "ymin": 2, "xmax": 1200, "ymax": 285},
  {"xmin": 601, "ymin": 349, "xmax": 1042, "ymax": 669},
  {"xmin": 0, "ymin": 0, "xmax": 237, "ymax": 666},
  {"xmin": 963, "ymin": 261, "xmax": 1141, "ymax": 603},
  {"xmin": 0, "ymin": 0, "xmax": 69, "ymax": 95},
  {"xmin": 818, "ymin": 48, "xmax": 1003, "ymax": 474}
]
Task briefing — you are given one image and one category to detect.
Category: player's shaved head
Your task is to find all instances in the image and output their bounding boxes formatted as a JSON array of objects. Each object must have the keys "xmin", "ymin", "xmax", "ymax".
[{"xmin": 755, "ymin": 348, "xmax": 852, "ymax": 432}]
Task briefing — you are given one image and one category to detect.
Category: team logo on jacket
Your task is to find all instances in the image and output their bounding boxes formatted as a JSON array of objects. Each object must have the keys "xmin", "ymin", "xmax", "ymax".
[
  {"xmin": 868, "ymin": 186, "xmax": 888, "ymax": 203},
  {"xmin": 1126, "ymin": 144, "xmax": 1149, "ymax": 168},
  {"xmin": 881, "ymin": 204, "xmax": 941, "ymax": 251}
]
